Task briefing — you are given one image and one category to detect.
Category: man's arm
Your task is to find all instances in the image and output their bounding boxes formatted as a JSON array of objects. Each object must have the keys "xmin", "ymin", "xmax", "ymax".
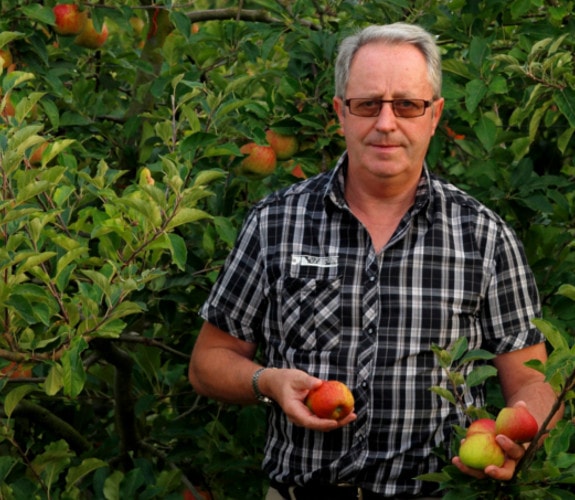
[
  {"xmin": 494, "ymin": 342, "xmax": 562, "ymax": 430},
  {"xmin": 189, "ymin": 321, "xmax": 356, "ymax": 430},
  {"xmin": 453, "ymin": 342, "xmax": 563, "ymax": 480},
  {"xmin": 188, "ymin": 321, "xmax": 260, "ymax": 404}
]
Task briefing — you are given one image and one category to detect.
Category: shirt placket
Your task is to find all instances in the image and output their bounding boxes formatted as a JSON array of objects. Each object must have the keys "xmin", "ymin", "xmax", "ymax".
[{"xmin": 352, "ymin": 247, "xmax": 380, "ymax": 453}]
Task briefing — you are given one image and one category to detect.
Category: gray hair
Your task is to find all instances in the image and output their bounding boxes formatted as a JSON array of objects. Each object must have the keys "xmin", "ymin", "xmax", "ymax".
[{"xmin": 334, "ymin": 23, "xmax": 442, "ymax": 100}]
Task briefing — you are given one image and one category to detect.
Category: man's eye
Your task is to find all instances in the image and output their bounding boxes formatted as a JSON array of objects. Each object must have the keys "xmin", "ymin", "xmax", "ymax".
[
  {"xmin": 357, "ymin": 100, "xmax": 379, "ymax": 109},
  {"xmin": 396, "ymin": 99, "xmax": 417, "ymax": 109}
]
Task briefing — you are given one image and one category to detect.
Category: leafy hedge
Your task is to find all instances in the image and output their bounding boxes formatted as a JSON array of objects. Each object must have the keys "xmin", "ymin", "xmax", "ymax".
[{"xmin": 0, "ymin": 1, "xmax": 573, "ymax": 498}]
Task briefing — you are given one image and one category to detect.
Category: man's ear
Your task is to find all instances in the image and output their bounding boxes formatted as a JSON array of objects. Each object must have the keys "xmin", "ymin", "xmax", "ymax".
[
  {"xmin": 431, "ymin": 97, "xmax": 445, "ymax": 136},
  {"xmin": 333, "ymin": 96, "xmax": 345, "ymax": 132}
]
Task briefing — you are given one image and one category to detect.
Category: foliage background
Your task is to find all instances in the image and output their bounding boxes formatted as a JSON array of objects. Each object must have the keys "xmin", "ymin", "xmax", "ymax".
[{"xmin": 0, "ymin": 0, "xmax": 573, "ymax": 498}]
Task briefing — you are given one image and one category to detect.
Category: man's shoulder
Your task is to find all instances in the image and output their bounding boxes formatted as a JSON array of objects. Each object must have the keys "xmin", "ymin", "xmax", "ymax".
[{"xmin": 429, "ymin": 173, "xmax": 503, "ymax": 223}]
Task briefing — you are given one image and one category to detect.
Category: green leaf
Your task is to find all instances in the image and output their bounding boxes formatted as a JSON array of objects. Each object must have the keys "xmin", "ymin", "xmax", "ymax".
[
  {"xmin": 66, "ymin": 458, "xmax": 108, "ymax": 488},
  {"xmin": 557, "ymin": 284, "xmax": 575, "ymax": 302},
  {"xmin": 532, "ymin": 318, "xmax": 569, "ymax": 350},
  {"xmin": 43, "ymin": 363, "xmax": 64, "ymax": 396},
  {"xmin": 104, "ymin": 470, "xmax": 124, "ymax": 500},
  {"xmin": 465, "ymin": 365, "xmax": 498, "ymax": 388},
  {"xmin": 168, "ymin": 233, "xmax": 187, "ymax": 271},
  {"xmin": 459, "ymin": 349, "xmax": 496, "ymax": 364},
  {"xmin": 465, "ymin": 79, "xmax": 487, "ymax": 113},
  {"xmin": 0, "ymin": 32, "xmax": 25, "ymax": 48},
  {"xmin": 193, "ymin": 169, "xmax": 226, "ymax": 187},
  {"xmin": 31, "ymin": 440, "xmax": 73, "ymax": 489},
  {"xmin": 165, "ymin": 208, "xmax": 211, "ymax": 231},
  {"xmin": 450, "ymin": 337, "xmax": 468, "ymax": 362},
  {"xmin": 474, "ymin": 115, "xmax": 498, "ymax": 151},
  {"xmin": 61, "ymin": 337, "xmax": 88, "ymax": 398},
  {"xmin": 4, "ymin": 384, "xmax": 36, "ymax": 418},
  {"xmin": 554, "ymin": 88, "xmax": 575, "ymax": 128},
  {"xmin": 430, "ymin": 386, "xmax": 456, "ymax": 405}
]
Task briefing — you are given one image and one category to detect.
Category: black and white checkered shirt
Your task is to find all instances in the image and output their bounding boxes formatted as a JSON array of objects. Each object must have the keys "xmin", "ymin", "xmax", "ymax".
[{"xmin": 200, "ymin": 153, "xmax": 543, "ymax": 496}]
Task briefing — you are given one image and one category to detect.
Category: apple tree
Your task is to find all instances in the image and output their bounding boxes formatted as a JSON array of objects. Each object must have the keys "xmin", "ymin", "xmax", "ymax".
[{"xmin": 0, "ymin": 0, "xmax": 573, "ymax": 498}]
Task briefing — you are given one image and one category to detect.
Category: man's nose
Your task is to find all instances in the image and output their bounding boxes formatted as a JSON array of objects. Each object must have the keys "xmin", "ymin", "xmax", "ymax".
[{"xmin": 374, "ymin": 102, "xmax": 397, "ymax": 130}]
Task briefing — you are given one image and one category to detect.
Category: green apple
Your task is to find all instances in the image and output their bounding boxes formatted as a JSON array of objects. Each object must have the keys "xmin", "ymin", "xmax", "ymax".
[
  {"xmin": 459, "ymin": 432, "xmax": 505, "ymax": 470},
  {"xmin": 495, "ymin": 406, "xmax": 538, "ymax": 443}
]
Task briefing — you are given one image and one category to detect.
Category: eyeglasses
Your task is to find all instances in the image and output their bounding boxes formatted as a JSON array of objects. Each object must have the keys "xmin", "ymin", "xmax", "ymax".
[{"xmin": 344, "ymin": 98, "xmax": 433, "ymax": 118}]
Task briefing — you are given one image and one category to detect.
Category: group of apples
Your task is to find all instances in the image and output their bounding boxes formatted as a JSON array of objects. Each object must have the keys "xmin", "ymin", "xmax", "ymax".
[
  {"xmin": 53, "ymin": 3, "xmax": 108, "ymax": 49},
  {"xmin": 239, "ymin": 129, "xmax": 300, "ymax": 178},
  {"xmin": 459, "ymin": 406, "xmax": 539, "ymax": 470}
]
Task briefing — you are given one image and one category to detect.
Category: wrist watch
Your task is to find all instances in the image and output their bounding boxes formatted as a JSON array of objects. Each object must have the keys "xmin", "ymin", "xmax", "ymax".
[{"xmin": 251, "ymin": 367, "xmax": 273, "ymax": 405}]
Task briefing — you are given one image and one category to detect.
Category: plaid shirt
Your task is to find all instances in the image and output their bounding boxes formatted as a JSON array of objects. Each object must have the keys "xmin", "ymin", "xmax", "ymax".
[{"xmin": 200, "ymin": 153, "xmax": 543, "ymax": 496}]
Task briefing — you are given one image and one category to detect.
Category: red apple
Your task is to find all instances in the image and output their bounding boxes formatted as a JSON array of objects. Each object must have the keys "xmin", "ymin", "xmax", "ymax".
[
  {"xmin": 239, "ymin": 142, "xmax": 277, "ymax": 177},
  {"xmin": 0, "ymin": 91, "xmax": 15, "ymax": 121},
  {"xmin": 74, "ymin": 18, "xmax": 109, "ymax": 49},
  {"xmin": 305, "ymin": 380, "xmax": 354, "ymax": 421},
  {"xmin": 459, "ymin": 432, "xmax": 505, "ymax": 470},
  {"xmin": 53, "ymin": 4, "xmax": 88, "ymax": 36},
  {"xmin": 495, "ymin": 406, "xmax": 538, "ymax": 443},
  {"xmin": 0, "ymin": 361, "xmax": 32, "ymax": 379},
  {"xmin": 0, "ymin": 48, "xmax": 13, "ymax": 69},
  {"xmin": 265, "ymin": 129, "xmax": 299, "ymax": 160},
  {"xmin": 183, "ymin": 488, "xmax": 212, "ymax": 500},
  {"xmin": 465, "ymin": 418, "xmax": 496, "ymax": 437},
  {"xmin": 29, "ymin": 141, "xmax": 49, "ymax": 166}
]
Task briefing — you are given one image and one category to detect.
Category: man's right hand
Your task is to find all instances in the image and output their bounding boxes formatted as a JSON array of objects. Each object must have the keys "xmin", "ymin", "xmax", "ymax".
[{"xmin": 260, "ymin": 368, "xmax": 357, "ymax": 432}]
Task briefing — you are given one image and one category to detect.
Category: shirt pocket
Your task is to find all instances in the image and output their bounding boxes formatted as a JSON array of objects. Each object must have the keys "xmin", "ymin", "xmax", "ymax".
[{"xmin": 279, "ymin": 276, "xmax": 341, "ymax": 351}]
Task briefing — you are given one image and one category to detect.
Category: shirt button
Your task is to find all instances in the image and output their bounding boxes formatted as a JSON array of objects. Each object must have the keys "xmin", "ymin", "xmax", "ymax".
[
  {"xmin": 361, "ymin": 381, "xmax": 368, "ymax": 388},
  {"xmin": 369, "ymin": 275, "xmax": 376, "ymax": 282},
  {"xmin": 366, "ymin": 327, "xmax": 374, "ymax": 335}
]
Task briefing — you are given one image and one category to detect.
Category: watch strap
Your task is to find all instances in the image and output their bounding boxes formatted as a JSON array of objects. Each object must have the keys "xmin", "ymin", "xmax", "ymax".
[{"xmin": 252, "ymin": 367, "xmax": 273, "ymax": 405}]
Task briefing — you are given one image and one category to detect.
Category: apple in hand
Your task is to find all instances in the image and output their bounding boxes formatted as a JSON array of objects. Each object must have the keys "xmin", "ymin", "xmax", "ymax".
[
  {"xmin": 495, "ymin": 406, "xmax": 538, "ymax": 443},
  {"xmin": 458, "ymin": 432, "xmax": 505, "ymax": 470},
  {"xmin": 465, "ymin": 418, "xmax": 496, "ymax": 437},
  {"xmin": 305, "ymin": 380, "xmax": 354, "ymax": 421},
  {"xmin": 53, "ymin": 4, "xmax": 88, "ymax": 36}
]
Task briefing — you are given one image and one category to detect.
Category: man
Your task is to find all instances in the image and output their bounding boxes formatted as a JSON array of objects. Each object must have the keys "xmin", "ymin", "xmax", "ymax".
[{"xmin": 189, "ymin": 23, "xmax": 560, "ymax": 499}]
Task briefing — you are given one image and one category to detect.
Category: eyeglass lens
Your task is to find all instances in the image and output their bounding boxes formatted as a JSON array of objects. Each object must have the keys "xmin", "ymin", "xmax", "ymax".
[{"xmin": 346, "ymin": 98, "xmax": 429, "ymax": 118}]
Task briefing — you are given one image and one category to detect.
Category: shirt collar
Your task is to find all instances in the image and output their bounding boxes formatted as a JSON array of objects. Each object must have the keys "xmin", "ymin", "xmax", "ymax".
[{"xmin": 324, "ymin": 152, "xmax": 433, "ymax": 218}]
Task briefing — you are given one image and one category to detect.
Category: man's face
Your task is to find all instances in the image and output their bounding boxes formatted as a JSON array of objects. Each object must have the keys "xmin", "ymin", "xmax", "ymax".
[{"xmin": 334, "ymin": 42, "xmax": 444, "ymax": 188}]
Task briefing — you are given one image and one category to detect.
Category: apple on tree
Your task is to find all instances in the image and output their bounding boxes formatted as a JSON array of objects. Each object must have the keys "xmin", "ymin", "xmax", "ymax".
[
  {"xmin": 305, "ymin": 380, "xmax": 354, "ymax": 421},
  {"xmin": 0, "ymin": 48, "xmax": 13, "ymax": 69},
  {"xmin": 52, "ymin": 4, "xmax": 88, "ymax": 36},
  {"xmin": 239, "ymin": 142, "xmax": 277, "ymax": 177},
  {"xmin": 29, "ymin": 141, "xmax": 49, "ymax": 166},
  {"xmin": 265, "ymin": 129, "xmax": 299, "ymax": 161},
  {"xmin": 74, "ymin": 18, "xmax": 109, "ymax": 49}
]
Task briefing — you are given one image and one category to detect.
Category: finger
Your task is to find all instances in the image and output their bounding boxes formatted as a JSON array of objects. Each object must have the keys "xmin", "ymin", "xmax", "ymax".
[
  {"xmin": 451, "ymin": 457, "xmax": 487, "ymax": 479},
  {"xmin": 496, "ymin": 435, "xmax": 526, "ymax": 460},
  {"xmin": 484, "ymin": 458, "xmax": 516, "ymax": 481}
]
